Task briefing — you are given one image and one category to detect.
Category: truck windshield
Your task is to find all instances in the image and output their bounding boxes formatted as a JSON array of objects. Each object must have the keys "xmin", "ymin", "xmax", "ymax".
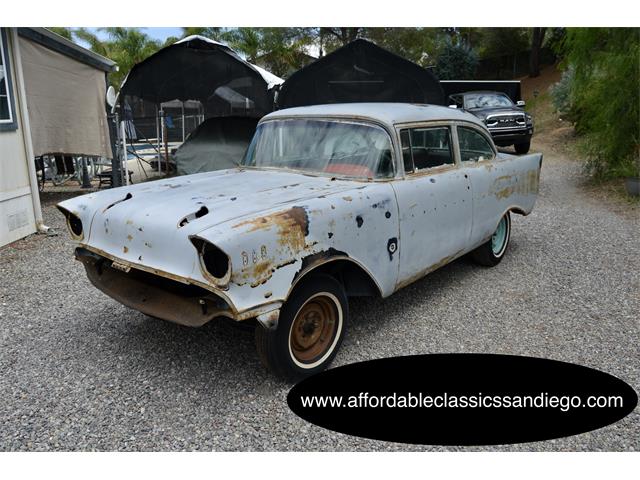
[
  {"xmin": 241, "ymin": 119, "xmax": 394, "ymax": 179},
  {"xmin": 464, "ymin": 93, "xmax": 514, "ymax": 109}
]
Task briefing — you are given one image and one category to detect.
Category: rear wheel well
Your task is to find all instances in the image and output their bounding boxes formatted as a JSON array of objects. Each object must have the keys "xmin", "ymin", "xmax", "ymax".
[
  {"xmin": 297, "ymin": 259, "xmax": 381, "ymax": 298},
  {"xmin": 508, "ymin": 206, "xmax": 527, "ymax": 216}
]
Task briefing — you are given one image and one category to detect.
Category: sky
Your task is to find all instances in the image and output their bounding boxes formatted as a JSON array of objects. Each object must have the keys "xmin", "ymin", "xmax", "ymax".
[
  {"xmin": 140, "ymin": 28, "xmax": 183, "ymax": 41},
  {"xmin": 79, "ymin": 27, "xmax": 320, "ymax": 58},
  {"xmin": 83, "ymin": 27, "xmax": 184, "ymax": 43}
]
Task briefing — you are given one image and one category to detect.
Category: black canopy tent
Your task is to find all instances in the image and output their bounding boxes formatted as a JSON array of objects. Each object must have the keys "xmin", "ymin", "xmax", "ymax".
[
  {"xmin": 119, "ymin": 35, "xmax": 279, "ymax": 117},
  {"xmin": 277, "ymin": 39, "xmax": 445, "ymax": 108},
  {"xmin": 174, "ymin": 116, "xmax": 259, "ymax": 176},
  {"xmin": 114, "ymin": 35, "xmax": 283, "ymax": 180}
]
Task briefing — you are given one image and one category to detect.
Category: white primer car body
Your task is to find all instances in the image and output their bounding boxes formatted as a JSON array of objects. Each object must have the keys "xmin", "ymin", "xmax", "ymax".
[{"xmin": 58, "ymin": 103, "xmax": 542, "ymax": 378}]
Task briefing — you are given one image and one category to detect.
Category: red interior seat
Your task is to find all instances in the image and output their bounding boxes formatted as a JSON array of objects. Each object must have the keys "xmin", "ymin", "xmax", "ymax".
[{"xmin": 324, "ymin": 163, "xmax": 374, "ymax": 178}]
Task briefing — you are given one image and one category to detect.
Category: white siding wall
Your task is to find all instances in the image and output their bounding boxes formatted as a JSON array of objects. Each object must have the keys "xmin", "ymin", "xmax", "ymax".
[{"xmin": 0, "ymin": 29, "xmax": 37, "ymax": 247}]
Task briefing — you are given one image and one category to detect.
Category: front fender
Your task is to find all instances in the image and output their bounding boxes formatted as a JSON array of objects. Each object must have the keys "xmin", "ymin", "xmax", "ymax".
[{"xmin": 195, "ymin": 182, "xmax": 400, "ymax": 315}]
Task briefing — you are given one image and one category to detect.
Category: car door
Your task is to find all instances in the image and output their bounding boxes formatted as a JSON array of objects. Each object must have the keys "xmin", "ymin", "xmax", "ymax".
[
  {"xmin": 391, "ymin": 124, "xmax": 473, "ymax": 290},
  {"xmin": 457, "ymin": 124, "xmax": 539, "ymax": 248}
]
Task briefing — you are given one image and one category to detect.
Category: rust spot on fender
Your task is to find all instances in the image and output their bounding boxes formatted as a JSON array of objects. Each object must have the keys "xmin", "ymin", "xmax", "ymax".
[
  {"xmin": 232, "ymin": 206, "xmax": 309, "ymax": 254},
  {"xmin": 491, "ymin": 170, "xmax": 540, "ymax": 199},
  {"xmin": 233, "ymin": 257, "xmax": 298, "ymax": 288}
]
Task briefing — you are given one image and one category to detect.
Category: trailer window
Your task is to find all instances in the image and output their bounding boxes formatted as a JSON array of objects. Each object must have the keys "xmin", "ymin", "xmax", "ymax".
[{"xmin": 0, "ymin": 29, "xmax": 17, "ymax": 131}]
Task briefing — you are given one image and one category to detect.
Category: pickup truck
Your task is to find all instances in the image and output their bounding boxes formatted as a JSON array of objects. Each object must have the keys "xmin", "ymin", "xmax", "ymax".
[{"xmin": 448, "ymin": 91, "xmax": 534, "ymax": 154}]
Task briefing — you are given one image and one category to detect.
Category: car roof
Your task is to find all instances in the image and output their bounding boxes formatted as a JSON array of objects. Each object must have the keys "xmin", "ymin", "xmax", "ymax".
[{"xmin": 262, "ymin": 103, "xmax": 486, "ymax": 130}]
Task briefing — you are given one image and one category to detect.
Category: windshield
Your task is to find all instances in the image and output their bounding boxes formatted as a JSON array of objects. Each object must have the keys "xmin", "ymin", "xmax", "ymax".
[
  {"xmin": 464, "ymin": 93, "xmax": 514, "ymax": 109},
  {"xmin": 241, "ymin": 119, "xmax": 394, "ymax": 179}
]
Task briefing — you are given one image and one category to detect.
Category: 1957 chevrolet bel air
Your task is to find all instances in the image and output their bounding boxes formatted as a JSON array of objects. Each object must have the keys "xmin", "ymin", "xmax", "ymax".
[{"xmin": 58, "ymin": 103, "xmax": 542, "ymax": 379}]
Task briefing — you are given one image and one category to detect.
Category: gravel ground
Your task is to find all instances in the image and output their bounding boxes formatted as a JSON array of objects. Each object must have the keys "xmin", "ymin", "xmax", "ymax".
[{"xmin": 1, "ymin": 139, "xmax": 638, "ymax": 451}]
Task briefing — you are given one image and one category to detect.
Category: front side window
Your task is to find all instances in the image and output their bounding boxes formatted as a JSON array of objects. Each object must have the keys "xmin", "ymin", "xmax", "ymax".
[
  {"xmin": 400, "ymin": 126, "xmax": 454, "ymax": 173},
  {"xmin": 458, "ymin": 126, "xmax": 495, "ymax": 162},
  {"xmin": 0, "ymin": 29, "xmax": 17, "ymax": 129},
  {"xmin": 242, "ymin": 119, "xmax": 394, "ymax": 179}
]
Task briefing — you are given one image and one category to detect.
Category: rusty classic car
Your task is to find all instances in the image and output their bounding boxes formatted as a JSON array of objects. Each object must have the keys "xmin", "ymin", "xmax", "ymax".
[{"xmin": 58, "ymin": 103, "xmax": 542, "ymax": 380}]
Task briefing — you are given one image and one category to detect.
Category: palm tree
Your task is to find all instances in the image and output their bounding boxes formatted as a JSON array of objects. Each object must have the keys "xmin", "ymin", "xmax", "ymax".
[
  {"xmin": 180, "ymin": 27, "xmax": 223, "ymax": 41},
  {"xmin": 46, "ymin": 27, "xmax": 73, "ymax": 41},
  {"xmin": 74, "ymin": 28, "xmax": 161, "ymax": 87},
  {"xmin": 223, "ymin": 28, "xmax": 261, "ymax": 62}
]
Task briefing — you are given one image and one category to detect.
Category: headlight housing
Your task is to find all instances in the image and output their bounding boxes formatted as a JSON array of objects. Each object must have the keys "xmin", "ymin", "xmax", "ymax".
[
  {"xmin": 484, "ymin": 117, "xmax": 498, "ymax": 128},
  {"xmin": 190, "ymin": 237, "xmax": 231, "ymax": 287},
  {"xmin": 57, "ymin": 206, "xmax": 83, "ymax": 240},
  {"xmin": 525, "ymin": 114, "xmax": 533, "ymax": 125}
]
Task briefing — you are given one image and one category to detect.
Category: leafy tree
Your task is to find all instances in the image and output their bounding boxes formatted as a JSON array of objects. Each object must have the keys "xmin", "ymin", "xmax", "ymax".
[
  {"xmin": 320, "ymin": 27, "xmax": 365, "ymax": 53},
  {"xmin": 180, "ymin": 27, "xmax": 223, "ymax": 41},
  {"xmin": 364, "ymin": 28, "xmax": 443, "ymax": 66},
  {"xmin": 529, "ymin": 27, "xmax": 547, "ymax": 77},
  {"xmin": 75, "ymin": 28, "xmax": 161, "ymax": 87},
  {"xmin": 223, "ymin": 27, "xmax": 262, "ymax": 62},
  {"xmin": 434, "ymin": 39, "xmax": 478, "ymax": 80},
  {"xmin": 550, "ymin": 65, "xmax": 574, "ymax": 117},
  {"xmin": 479, "ymin": 28, "xmax": 529, "ymax": 59},
  {"xmin": 47, "ymin": 27, "xmax": 73, "ymax": 40},
  {"xmin": 441, "ymin": 27, "xmax": 484, "ymax": 51},
  {"xmin": 256, "ymin": 28, "xmax": 317, "ymax": 77},
  {"xmin": 561, "ymin": 28, "xmax": 640, "ymax": 178}
]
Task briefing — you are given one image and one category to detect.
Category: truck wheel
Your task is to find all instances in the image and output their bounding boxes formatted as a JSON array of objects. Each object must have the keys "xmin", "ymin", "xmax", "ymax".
[
  {"xmin": 255, "ymin": 274, "xmax": 348, "ymax": 381},
  {"xmin": 470, "ymin": 212, "xmax": 511, "ymax": 267},
  {"xmin": 514, "ymin": 141, "xmax": 531, "ymax": 154}
]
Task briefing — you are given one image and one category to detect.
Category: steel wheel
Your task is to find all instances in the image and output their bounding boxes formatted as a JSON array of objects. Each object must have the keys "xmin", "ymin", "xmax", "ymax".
[
  {"xmin": 470, "ymin": 212, "xmax": 511, "ymax": 267},
  {"xmin": 289, "ymin": 292, "xmax": 342, "ymax": 369},
  {"xmin": 491, "ymin": 215, "xmax": 509, "ymax": 257},
  {"xmin": 255, "ymin": 274, "xmax": 347, "ymax": 380}
]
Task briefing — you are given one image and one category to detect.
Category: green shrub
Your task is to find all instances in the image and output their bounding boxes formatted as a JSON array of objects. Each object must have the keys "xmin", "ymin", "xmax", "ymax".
[
  {"xmin": 550, "ymin": 66, "xmax": 574, "ymax": 118},
  {"xmin": 562, "ymin": 28, "xmax": 640, "ymax": 179},
  {"xmin": 434, "ymin": 40, "xmax": 478, "ymax": 80}
]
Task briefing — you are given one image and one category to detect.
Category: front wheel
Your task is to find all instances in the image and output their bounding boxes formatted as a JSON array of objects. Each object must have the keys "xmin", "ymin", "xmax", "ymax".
[
  {"xmin": 470, "ymin": 212, "xmax": 511, "ymax": 267},
  {"xmin": 255, "ymin": 274, "xmax": 348, "ymax": 381},
  {"xmin": 514, "ymin": 141, "xmax": 531, "ymax": 154}
]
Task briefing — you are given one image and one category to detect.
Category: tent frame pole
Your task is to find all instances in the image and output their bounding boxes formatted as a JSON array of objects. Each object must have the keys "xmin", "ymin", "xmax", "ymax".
[
  {"xmin": 181, "ymin": 101, "xmax": 185, "ymax": 143},
  {"xmin": 120, "ymin": 114, "xmax": 128, "ymax": 186},
  {"xmin": 156, "ymin": 105, "xmax": 161, "ymax": 172}
]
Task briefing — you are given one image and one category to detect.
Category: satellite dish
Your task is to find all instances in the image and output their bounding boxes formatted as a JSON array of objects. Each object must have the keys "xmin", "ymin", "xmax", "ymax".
[{"xmin": 106, "ymin": 85, "xmax": 117, "ymax": 108}]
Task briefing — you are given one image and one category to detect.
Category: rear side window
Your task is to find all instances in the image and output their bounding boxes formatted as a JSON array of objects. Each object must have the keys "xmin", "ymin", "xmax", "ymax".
[
  {"xmin": 400, "ymin": 126, "xmax": 454, "ymax": 173},
  {"xmin": 458, "ymin": 126, "xmax": 495, "ymax": 162}
]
